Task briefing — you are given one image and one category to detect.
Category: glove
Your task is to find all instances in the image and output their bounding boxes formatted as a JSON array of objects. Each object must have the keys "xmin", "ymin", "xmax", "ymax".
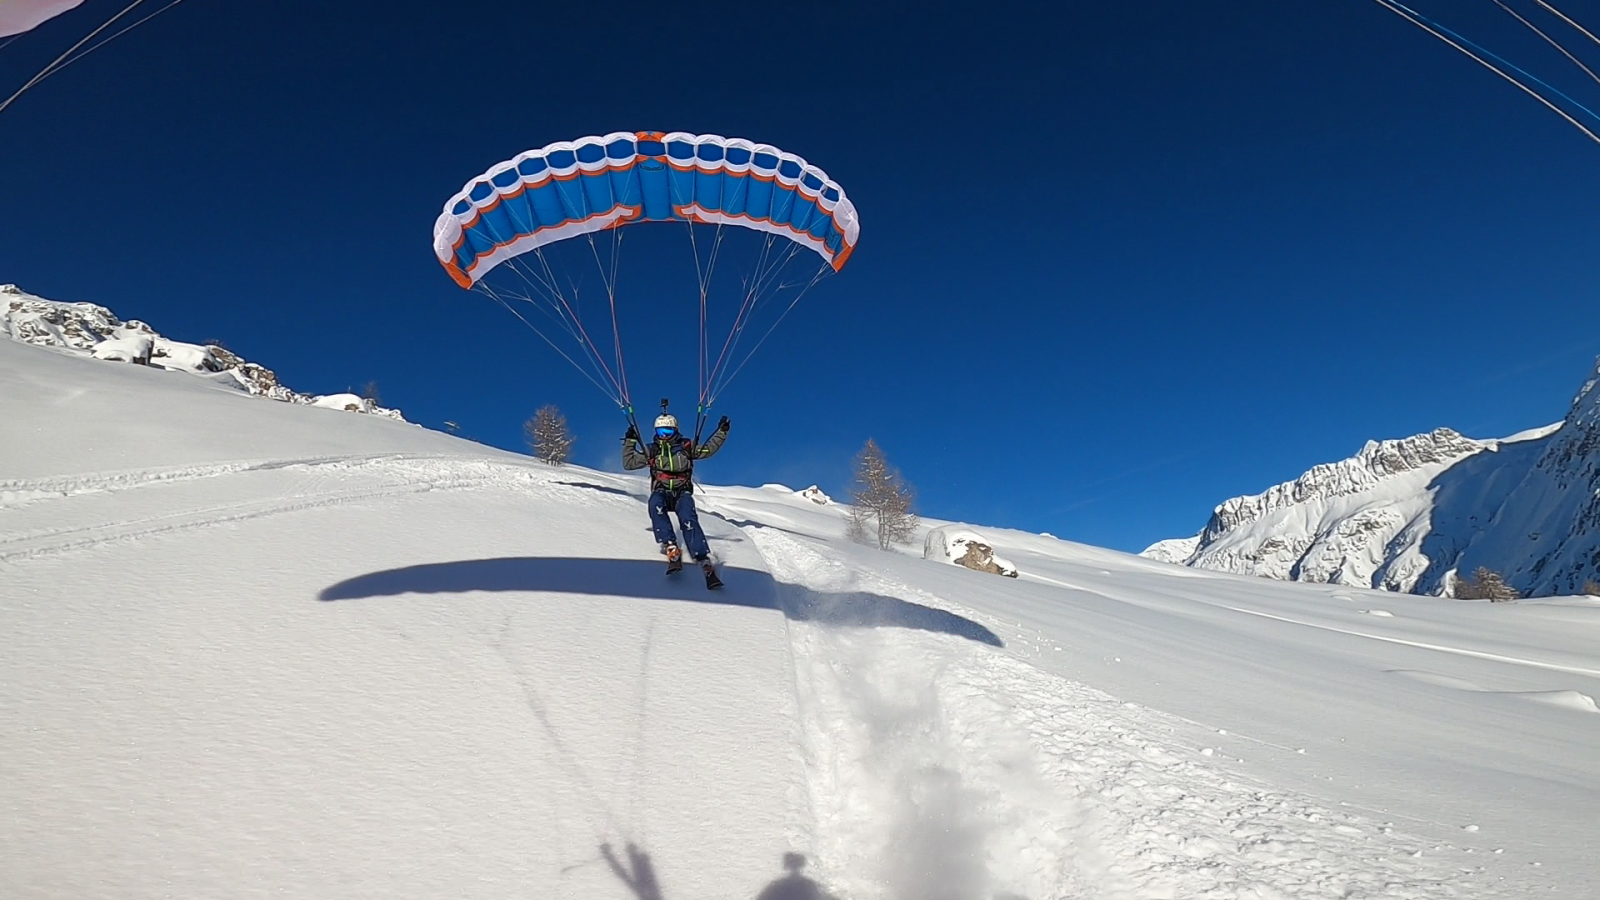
[
  {"xmin": 624, "ymin": 424, "xmax": 639, "ymax": 442},
  {"xmin": 717, "ymin": 416, "xmax": 731, "ymax": 432}
]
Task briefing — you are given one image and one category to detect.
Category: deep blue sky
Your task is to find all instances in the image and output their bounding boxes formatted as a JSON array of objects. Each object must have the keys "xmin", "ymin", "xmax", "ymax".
[{"xmin": 3, "ymin": 1, "xmax": 1598, "ymax": 552}]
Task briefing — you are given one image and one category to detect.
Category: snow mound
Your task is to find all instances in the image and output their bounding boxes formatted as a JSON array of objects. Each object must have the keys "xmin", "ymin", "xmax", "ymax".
[
  {"xmin": 1522, "ymin": 690, "xmax": 1599, "ymax": 714},
  {"xmin": 310, "ymin": 393, "xmax": 378, "ymax": 413},
  {"xmin": 1142, "ymin": 534, "xmax": 1201, "ymax": 565},
  {"xmin": 90, "ymin": 332, "xmax": 154, "ymax": 364},
  {"xmin": 1, "ymin": 284, "xmax": 405, "ymax": 421},
  {"xmin": 797, "ymin": 484, "xmax": 833, "ymax": 505},
  {"xmin": 924, "ymin": 526, "xmax": 1018, "ymax": 577}
]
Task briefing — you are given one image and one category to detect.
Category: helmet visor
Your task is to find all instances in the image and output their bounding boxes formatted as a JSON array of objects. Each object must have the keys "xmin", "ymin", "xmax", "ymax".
[{"xmin": 655, "ymin": 426, "xmax": 678, "ymax": 439}]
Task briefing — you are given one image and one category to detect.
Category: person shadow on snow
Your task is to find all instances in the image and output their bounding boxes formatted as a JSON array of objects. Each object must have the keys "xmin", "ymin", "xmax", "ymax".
[
  {"xmin": 600, "ymin": 845, "xmax": 842, "ymax": 900},
  {"xmin": 754, "ymin": 853, "xmax": 838, "ymax": 900}
]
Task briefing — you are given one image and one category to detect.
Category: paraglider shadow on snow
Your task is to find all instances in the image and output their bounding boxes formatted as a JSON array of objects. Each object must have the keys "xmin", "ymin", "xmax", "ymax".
[
  {"xmin": 702, "ymin": 511, "xmax": 814, "ymax": 541},
  {"xmin": 317, "ymin": 557, "xmax": 1003, "ymax": 647},
  {"xmin": 552, "ymin": 480, "xmax": 637, "ymax": 499},
  {"xmin": 602, "ymin": 842, "xmax": 664, "ymax": 900}
]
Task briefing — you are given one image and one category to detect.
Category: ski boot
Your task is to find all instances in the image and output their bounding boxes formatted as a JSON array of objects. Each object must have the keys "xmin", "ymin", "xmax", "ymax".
[
  {"xmin": 701, "ymin": 559, "xmax": 723, "ymax": 590},
  {"xmin": 663, "ymin": 542, "xmax": 683, "ymax": 575}
]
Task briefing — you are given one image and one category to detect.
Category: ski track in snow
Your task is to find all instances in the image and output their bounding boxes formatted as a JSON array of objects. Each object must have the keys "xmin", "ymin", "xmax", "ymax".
[
  {"xmin": 746, "ymin": 527, "xmax": 1470, "ymax": 900},
  {"xmin": 0, "ymin": 454, "xmax": 412, "ymax": 507},
  {"xmin": 0, "ymin": 456, "xmax": 623, "ymax": 562}
]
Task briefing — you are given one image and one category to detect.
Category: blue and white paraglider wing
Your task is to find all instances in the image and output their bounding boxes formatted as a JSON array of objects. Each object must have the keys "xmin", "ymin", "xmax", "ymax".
[{"xmin": 432, "ymin": 131, "xmax": 861, "ymax": 289}]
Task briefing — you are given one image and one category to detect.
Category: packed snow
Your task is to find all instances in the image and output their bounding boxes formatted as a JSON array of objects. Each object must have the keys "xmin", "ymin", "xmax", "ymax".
[
  {"xmin": 3, "ymin": 335, "xmax": 1599, "ymax": 899},
  {"xmin": 1145, "ymin": 364, "xmax": 1600, "ymax": 599}
]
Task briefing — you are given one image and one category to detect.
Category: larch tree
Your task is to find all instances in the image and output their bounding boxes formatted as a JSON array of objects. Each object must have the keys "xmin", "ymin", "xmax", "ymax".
[
  {"xmin": 1454, "ymin": 566, "xmax": 1520, "ymax": 602},
  {"xmin": 847, "ymin": 438, "xmax": 919, "ymax": 550},
  {"xmin": 526, "ymin": 405, "xmax": 575, "ymax": 466}
]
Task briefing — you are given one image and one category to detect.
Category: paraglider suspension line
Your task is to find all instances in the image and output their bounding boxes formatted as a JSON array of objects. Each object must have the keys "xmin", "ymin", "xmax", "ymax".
[
  {"xmin": 1370, "ymin": 0, "xmax": 1600, "ymax": 146},
  {"xmin": 514, "ymin": 250, "xmax": 628, "ymax": 403},
  {"xmin": 684, "ymin": 217, "xmax": 731, "ymax": 439},
  {"xmin": 472, "ymin": 225, "xmax": 632, "ymax": 410},
  {"xmin": 1496, "ymin": 0, "xmax": 1600, "ymax": 89},
  {"xmin": 709, "ymin": 261, "xmax": 831, "ymax": 403},
  {"xmin": 0, "ymin": 0, "xmax": 189, "ymax": 116},
  {"xmin": 476, "ymin": 282, "xmax": 623, "ymax": 404},
  {"xmin": 1536, "ymin": 1, "xmax": 1600, "ymax": 54},
  {"xmin": 586, "ymin": 229, "xmax": 635, "ymax": 410},
  {"xmin": 701, "ymin": 239, "xmax": 805, "ymax": 410}
]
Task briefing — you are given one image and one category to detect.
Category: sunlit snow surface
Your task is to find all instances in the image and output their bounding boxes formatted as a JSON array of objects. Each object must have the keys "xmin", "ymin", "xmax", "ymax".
[{"xmin": 3, "ymin": 337, "xmax": 1598, "ymax": 899}]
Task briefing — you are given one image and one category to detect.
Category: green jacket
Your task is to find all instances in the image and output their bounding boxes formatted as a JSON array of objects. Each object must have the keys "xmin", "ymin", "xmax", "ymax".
[{"xmin": 623, "ymin": 428, "xmax": 728, "ymax": 493}]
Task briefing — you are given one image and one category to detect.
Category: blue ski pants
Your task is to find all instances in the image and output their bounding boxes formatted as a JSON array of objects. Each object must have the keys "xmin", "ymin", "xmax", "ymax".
[{"xmin": 650, "ymin": 489, "xmax": 710, "ymax": 560}]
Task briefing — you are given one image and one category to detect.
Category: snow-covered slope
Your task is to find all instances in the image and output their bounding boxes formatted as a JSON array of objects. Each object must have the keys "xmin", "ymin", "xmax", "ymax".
[
  {"xmin": 1145, "ymin": 360, "xmax": 1600, "ymax": 598},
  {"xmin": 4, "ymin": 335, "xmax": 1598, "ymax": 899},
  {"xmin": 2, "ymin": 284, "xmax": 403, "ymax": 419}
]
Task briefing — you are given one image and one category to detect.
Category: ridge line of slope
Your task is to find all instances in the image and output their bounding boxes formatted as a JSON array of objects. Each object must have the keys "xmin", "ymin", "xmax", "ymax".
[
  {"xmin": 1216, "ymin": 604, "xmax": 1600, "ymax": 678},
  {"xmin": 0, "ymin": 457, "xmax": 548, "ymax": 561},
  {"xmin": 0, "ymin": 480, "xmax": 446, "ymax": 562},
  {"xmin": 0, "ymin": 452, "xmax": 506, "ymax": 507}
]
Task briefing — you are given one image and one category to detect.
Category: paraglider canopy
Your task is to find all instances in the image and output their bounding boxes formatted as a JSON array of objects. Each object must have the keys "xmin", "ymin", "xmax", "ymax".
[
  {"xmin": 433, "ymin": 131, "xmax": 860, "ymax": 437},
  {"xmin": 0, "ymin": 1, "xmax": 85, "ymax": 38},
  {"xmin": 433, "ymin": 131, "xmax": 860, "ymax": 290}
]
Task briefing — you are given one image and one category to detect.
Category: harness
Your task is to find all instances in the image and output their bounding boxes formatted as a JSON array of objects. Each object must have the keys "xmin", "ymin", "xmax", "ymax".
[{"xmin": 649, "ymin": 437, "xmax": 696, "ymax": 493}]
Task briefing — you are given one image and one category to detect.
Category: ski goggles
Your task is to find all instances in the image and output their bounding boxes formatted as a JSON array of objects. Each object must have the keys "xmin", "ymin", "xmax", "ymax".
[{"xmin": 655, "ymin": 427, "xmax": 678, "ymax": 439}]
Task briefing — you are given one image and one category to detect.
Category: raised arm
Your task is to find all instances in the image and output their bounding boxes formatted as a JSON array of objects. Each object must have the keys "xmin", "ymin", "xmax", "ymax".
[
  {"xmin": 621, "ymin": 426, "xmax": 649, "ymax": 470},
  {"xmin": 694, "ymin": 417, "xmax": 731, "ymax": 459}
]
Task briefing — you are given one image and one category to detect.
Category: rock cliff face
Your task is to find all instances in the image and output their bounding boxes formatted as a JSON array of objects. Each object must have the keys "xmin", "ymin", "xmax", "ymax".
[
  {"xmin": 1453, "ymin": 367, "xmax": 1600, "ymax": 597},
  {"xmin": 1144, "ymin": 360, "xmax": 1600, "ymax": 598},
  {"xmin": 2, "ymin": 284, "xmax": 404, "ymax": 420}
]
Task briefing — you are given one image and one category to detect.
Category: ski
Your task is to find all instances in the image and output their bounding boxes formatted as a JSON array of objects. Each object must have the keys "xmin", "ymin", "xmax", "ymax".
[{"xmin": 702, "ymin": 562, "xmax": 723, "ymax": 590}]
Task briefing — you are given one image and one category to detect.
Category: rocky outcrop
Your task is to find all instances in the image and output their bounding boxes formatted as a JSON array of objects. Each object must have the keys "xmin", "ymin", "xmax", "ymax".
[
  {"xmin": 2, "ymin": 285, "xmax": 404, "ymax": 420},
  {"xmin": 797, "ymin": 485, "xmax": 833, "ymax": 505},
  {"xmin": 925, "ymin": 526, "xmax": 1019, "ymax": 578},
  {"xmin": 1198, "ymin": 429, "xmax": 1487, "ymax": 541},
  {"xmin": 1448, "ymin": 364, "xmax": 1600, "ymax": 597}
]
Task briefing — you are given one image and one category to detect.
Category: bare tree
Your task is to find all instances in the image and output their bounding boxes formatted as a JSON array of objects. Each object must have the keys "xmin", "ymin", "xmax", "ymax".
[
  {"xmin": 526, "ymin": 404, "xmax": 575, "ymax": 466},
  {"xmin": 847, "ymin": 438, "xmax": 919, "ymax": 550},
  {"xmin": 1454, "ymin": 566, "xmax": 1520, "ymax": 602},
  {"xmin": 361, "ymin": 380, "xmax": 382, "ymax": 405}
]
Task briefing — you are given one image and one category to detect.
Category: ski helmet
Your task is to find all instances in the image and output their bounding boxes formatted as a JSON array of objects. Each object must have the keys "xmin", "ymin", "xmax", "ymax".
[{"xmin": 654, "ymin": 414, "xmax": 678, "ymax": 437}]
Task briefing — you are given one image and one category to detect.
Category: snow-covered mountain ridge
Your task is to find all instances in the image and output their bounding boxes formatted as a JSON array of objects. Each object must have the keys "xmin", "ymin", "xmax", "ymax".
[
  {"xmin": 1144, "ymin": 359, "xmax": 1600, "ymax": 598},
  {"xmin": 1, "ymin": 284, "xmax": 404, "ymax": 419}
]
